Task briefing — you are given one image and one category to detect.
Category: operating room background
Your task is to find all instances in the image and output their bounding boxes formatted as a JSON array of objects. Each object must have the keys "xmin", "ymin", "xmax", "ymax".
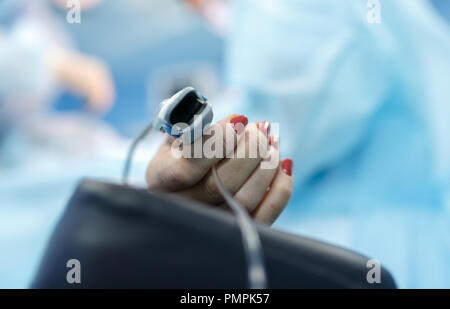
[
  {"xmin": 1, "ymin": 0, "xmax": 450, "ymax": 289},
  {"xmin": 53, "ymin": 0, "xmax": 224, "ymax": 136}
]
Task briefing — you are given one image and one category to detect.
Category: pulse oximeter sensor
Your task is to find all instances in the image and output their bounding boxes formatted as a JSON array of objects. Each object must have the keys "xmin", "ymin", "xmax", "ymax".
[{"xmin": 153, "ymin": 87, "xmax": 213, "ymax": 143}]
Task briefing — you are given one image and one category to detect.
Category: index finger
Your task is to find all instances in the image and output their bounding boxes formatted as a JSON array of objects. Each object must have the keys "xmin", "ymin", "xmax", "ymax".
[{"xmin": 146, "ymin": 114, "xmax": 248, "ymax": 191}]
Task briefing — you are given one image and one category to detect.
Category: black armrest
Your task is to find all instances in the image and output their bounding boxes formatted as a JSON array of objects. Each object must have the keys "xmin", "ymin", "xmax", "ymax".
[{"xmin": 31, "ymin": 179, "xmax": 396, "ymax": 289}]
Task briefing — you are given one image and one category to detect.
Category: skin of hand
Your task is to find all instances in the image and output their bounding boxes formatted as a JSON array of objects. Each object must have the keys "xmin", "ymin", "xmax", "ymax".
[
  {"xmin": 51, "ymin": 48, "xmax": 116, "ymax": 114},
  {"xmin": 146, "ymin": 114, "xmax": 294, "ymax": 225}
]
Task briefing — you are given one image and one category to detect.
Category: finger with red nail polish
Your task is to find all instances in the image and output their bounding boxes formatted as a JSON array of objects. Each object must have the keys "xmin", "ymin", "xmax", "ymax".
[
  {"xmin": 252, "ymin": 157, "xmax": 294, "ymax": 225},
  {"xmin": 230, "ymin": 115, "xmax": 248, "ymax": 134},
  {"xmin": 281, "ymin": 158, "xmax": 293, "ymax": 176}
]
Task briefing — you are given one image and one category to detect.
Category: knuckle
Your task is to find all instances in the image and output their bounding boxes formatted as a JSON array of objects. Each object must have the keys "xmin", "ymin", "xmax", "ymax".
[{"xmin": 164, "ymin": 162, "xmax": 195, "ymax": 189}]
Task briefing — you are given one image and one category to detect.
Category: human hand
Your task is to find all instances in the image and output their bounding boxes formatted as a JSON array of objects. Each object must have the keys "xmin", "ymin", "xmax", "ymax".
[
  {"xmin": 51, "ymin": 49, "xmax": 115, "ymax": 114},
  {"xmin": 146, "ymin": 114, "xmax": 293, "ymax": 225}
]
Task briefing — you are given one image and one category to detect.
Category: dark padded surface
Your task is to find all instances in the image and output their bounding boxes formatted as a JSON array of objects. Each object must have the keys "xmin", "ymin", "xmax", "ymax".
[{"xmin": 31, "ymin": 179, "xmax": 396, "ymax": 289}]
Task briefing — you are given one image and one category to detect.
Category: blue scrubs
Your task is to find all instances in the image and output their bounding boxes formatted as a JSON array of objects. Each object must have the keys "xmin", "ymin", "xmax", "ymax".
[{"xmin": 226, "ymin": 0, "xmax": 450, "ymax": 288}]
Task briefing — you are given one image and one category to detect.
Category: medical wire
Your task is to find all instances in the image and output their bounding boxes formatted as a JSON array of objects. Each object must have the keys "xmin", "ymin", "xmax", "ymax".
[{"xmin": 121, "ymin": 124, "xmax": 268, "ymax": 289}]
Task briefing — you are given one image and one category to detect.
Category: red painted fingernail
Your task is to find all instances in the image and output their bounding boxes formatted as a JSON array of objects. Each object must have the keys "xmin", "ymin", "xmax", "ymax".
[
  {"xmin": 269, "ymin": 134, "xmax": 279, "ymax": 149},
  {"xmin": 281, "ymin": 158, "xmax": 293, "ymax": 176},
  {"xmin": 230, "ymin": 115, "xmax": 248, "ymax": 134},
  {"xmin": 257, "ymin": 121, "xmax": 270, "ymax": 136}
]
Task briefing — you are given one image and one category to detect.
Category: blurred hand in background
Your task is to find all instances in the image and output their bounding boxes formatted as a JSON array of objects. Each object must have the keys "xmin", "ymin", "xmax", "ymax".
[{"xmin": 51, "ymin": 48, "xmax": 115, "ymax": 115}]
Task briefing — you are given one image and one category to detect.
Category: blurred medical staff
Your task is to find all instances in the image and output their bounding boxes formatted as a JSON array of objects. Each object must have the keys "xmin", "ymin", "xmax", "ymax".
[
  {"xmin": 221, "ymin": 0, "xmax": 450, "ymax": 288},
  {"xmin": 0, "ymin": 0, "xmax": 118, "ymax": 163},
  {"xmin": 0, "ymin": 0, "xmax": 115, "ymax": 134},
  {"xmin": 0, "ymin": 0, "xmax": 123, "ymax": 288}
]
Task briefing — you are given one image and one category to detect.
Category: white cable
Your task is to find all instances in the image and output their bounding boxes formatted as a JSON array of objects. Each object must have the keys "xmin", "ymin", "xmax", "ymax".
[
  {"xmin": 122, "ymin": 125, "xmax": 267, "ymax": 289},
  {"xmin": 122, "ymin": 123, "xmax": 154, "ymax": 184},
  {"xmin": 212, "ymin": 166, "xmax": 267, "ymax": 289}
]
